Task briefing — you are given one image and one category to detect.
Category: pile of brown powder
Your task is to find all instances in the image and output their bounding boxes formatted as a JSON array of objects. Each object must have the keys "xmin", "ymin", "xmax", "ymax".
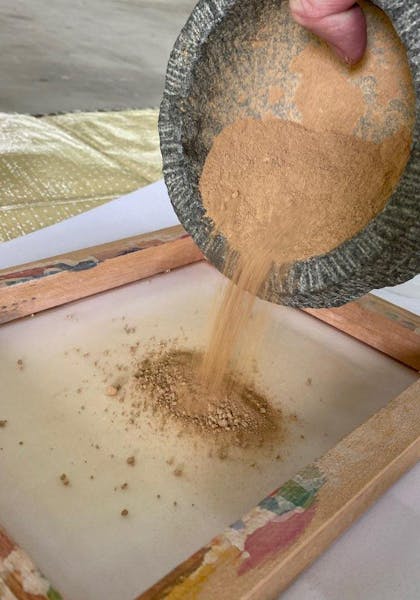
[{"xmin": 126, "ymin": 347, "xmax": 282, "ymax": 448}]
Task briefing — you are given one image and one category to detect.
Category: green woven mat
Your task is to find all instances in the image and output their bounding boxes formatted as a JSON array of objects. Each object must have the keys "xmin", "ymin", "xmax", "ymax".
[{"xmin": 0, "ymin": 109, "xmax": 162, "ymax": 242}]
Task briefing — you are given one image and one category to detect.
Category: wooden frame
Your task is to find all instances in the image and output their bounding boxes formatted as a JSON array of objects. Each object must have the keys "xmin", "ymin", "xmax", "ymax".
[
  {"xmin": 1, "ymin": 225, "xmax": 418, "ymax": 371},
  {"xmin": 0, "ymin": 225, "xmax": 419, "ymax": 600}
]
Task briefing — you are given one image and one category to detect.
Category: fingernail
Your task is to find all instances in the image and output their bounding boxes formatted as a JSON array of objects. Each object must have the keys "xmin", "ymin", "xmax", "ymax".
[{"xmin": 329, "ymin": 43, "xmax": 355, "ymax": 66}]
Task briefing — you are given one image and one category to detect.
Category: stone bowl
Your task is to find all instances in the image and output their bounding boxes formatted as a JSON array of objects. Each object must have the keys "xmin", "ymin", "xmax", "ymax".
[{"xmin": 159, "ymin": 0, "xmax": 419, "ymax": 308}]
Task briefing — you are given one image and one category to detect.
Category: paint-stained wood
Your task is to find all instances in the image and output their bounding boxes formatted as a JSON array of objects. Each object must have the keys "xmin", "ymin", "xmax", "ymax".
[
  {"xmin": 0, "ymin": 226, "xmax": 203, "ymax": 325},
  {"xmin": 137, "ymin": 379, "xmax": 420, "ymax": 600},
  {"xmin": 0, "ymin": 526, "xmax": 62, "ymax": 599}
]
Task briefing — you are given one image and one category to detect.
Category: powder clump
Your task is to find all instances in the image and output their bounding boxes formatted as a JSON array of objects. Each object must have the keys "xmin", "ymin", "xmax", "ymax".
[{"xmin": 127, "ymin": 347, "xmax": 282, "ymax": 448}]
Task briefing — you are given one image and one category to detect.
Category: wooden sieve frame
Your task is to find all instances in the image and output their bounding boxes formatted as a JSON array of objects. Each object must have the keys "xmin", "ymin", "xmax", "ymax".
[{"xmin": 0, "ymin": 225, "xmax": 418, "ymax": 600}]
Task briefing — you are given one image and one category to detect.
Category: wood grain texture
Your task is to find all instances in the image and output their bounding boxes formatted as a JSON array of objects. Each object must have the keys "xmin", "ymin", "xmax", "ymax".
[
  {"xmin": 137, "ymin": 379, "xmax": 420, "ymax": 600},
  {"xmin": 0, "ymin": 226, "xmax": 203, "ymax": 325},
  {"xmin": 304, "ymin": 296, "xmax": 420, "ymax": 370}
]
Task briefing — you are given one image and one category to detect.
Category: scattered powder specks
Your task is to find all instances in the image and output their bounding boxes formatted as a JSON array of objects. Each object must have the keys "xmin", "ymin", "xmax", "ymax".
[{"xmin": 60, "ymin": 473, "xmax": 70, "ymax": 486}]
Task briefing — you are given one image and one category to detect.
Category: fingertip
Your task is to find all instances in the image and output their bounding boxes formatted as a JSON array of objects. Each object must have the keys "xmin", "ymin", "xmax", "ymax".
[
  {"xmin": 331, "ymin": 5, "xmax": 367, "ymax": 65},
  {"xmin": 290, "ymin": 1, "xmax": 367, "ymax": 66},
  {"xmin": 329, "ymin": 39, "xmax": 366, "ymax": 66}
]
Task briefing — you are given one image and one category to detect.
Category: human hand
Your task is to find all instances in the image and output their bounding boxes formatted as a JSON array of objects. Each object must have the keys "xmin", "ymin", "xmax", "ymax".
[{"xmin": 290, "ymin": 0, "xmax": 367, "ymax": 65}]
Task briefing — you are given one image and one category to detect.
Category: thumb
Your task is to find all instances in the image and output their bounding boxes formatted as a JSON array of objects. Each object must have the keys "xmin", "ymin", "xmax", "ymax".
[{"xmin": 289, "ymin": 0, "xmax": 367, "ymax": 65}]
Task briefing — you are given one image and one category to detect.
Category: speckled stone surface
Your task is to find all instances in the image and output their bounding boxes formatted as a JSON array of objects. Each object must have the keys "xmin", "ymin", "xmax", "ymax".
[{"xmin": 159, "ymin": 0, "xmax": 419, "ymax": 308}]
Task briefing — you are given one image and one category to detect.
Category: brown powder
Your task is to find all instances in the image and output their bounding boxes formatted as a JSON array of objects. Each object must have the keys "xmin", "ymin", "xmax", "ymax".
[
  {"xmin": 200, "ymin": 250, "xmax": 272, "ymax": 391},
  {"xmin": 200, "ymin": 117, "xmax": 410, "ymax": 266},
  {"xmin": 128, "ymin": 347, "xmax": 282, "ymax": 448},
  {"xmin": 268, "ymin": 85, "xmax": 284, "ymax": 106},
  {"xmin": 199, "ymin": 117, "xmax": 410, "ymax": 387},
  {"xmin": 106, "ymin": 385, "xmax": 119, "ymax": 397},
  {"xmin": 60, "ymin": 473, "xmax": 70, "ymax": 486},
  {"xmin": 290, "ymin": 6, "xmax": 416, "ymax": 140}
]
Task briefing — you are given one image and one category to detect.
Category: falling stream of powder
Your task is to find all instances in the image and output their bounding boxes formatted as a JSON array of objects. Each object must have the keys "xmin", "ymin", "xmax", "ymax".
[
  {"xmin": 199, "ymin": 117, "xmax": 411, "ymax": 390},
  {"xmin": 200, "ymin": 249, "xmax": 273, "ymax": 391}
]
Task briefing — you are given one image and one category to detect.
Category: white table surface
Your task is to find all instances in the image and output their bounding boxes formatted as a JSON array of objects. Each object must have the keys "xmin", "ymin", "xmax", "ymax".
[{"xmin": 1, "ymin": 181, "xmax": 419, "ymax": 599}]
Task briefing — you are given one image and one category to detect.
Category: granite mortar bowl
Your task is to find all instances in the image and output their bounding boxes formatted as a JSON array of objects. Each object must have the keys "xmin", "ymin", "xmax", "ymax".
[{"xmin": 159, "ymin": 0, "xmax": 419, "ymax": 308}]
